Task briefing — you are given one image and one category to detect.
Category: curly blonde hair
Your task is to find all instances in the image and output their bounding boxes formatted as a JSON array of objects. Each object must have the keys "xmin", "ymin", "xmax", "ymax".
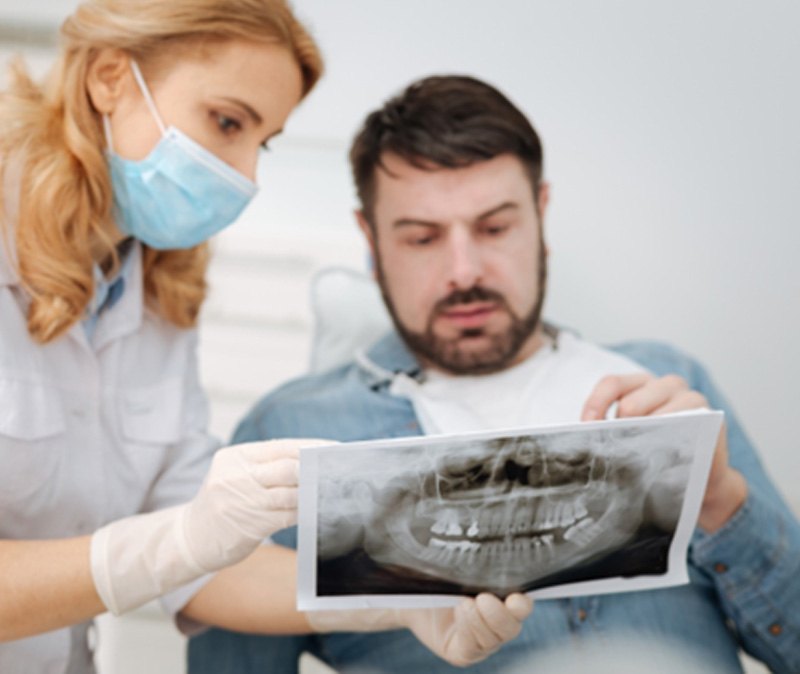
[{"xmin": 0, "ymin": 0, "xmax": 322, "ymax": 343}]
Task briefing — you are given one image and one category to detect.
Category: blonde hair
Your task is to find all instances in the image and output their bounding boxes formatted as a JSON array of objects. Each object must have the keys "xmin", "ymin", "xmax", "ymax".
[{"xmin": 0, "ymin": 0, "xmax": 323, "ymax": 343}]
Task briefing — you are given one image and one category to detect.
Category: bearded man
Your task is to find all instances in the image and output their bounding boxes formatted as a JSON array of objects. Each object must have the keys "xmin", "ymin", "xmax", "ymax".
[{"xmin": 188, "ymin": 75, "xmax": 800, "ymax": 674}]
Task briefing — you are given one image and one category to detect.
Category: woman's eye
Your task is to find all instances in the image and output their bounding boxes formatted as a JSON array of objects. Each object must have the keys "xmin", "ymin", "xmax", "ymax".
[{"xmin": 215, "ymin": 113, "xmax": 242, "ymax": 135}]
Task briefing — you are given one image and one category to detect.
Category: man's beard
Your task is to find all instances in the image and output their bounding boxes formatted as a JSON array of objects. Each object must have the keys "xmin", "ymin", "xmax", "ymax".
[{"xmin": 375, "ymin": 245, "xmax": 547, "ymax": 375}]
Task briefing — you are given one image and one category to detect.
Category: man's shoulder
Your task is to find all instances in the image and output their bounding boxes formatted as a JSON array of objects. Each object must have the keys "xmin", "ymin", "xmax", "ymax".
[
  {"xmin": 238, "ymin": 362, "xmax": 356, "ymax": 423},
  {"xmin": 604, "ymin": 338, "xmax": 709, "ymax": 383},
  {"xmin": 232, "ymin": 358, "xmax": 416, "ymax": 443}
]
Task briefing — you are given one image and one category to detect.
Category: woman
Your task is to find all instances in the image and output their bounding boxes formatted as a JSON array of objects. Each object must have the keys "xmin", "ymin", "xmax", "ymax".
[{"xmin": 0, "ymin": 1, "xmax": 531, "ymax": 671}]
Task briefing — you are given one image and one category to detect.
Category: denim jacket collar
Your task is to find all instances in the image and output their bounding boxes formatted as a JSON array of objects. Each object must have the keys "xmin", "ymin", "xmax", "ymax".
[{"xmin": 357, "ymin": 330, "xmax": 422, "ymax": 388}]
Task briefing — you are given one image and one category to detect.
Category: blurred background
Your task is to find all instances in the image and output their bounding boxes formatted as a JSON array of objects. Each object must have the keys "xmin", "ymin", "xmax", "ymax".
[{"xmin": 2, "ymin": 1, "xmax": 797, "ymax": 672}]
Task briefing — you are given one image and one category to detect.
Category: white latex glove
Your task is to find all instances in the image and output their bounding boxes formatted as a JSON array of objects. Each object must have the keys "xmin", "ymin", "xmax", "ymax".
[
  {"xmin": 306, "ymin": 593, "xmax": 533, "ymax": 667},
  {"xmin": 91, "ymin": 439, "xmax": 328, "ymax": 615}
]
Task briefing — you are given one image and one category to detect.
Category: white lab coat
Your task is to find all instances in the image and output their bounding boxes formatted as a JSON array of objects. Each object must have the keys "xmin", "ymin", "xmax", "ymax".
[{"xmin": 0, "ymin": 223, "xmax": 220, "ymax": 670}]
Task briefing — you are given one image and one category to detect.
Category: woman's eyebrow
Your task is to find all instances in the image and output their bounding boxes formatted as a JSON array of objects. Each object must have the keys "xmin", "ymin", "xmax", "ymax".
[{"xmin": 219, "ymin": 96, "xmax": 263, "ymax": 125}]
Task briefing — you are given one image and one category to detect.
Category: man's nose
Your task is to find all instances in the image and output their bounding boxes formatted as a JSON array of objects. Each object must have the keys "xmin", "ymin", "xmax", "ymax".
[{"xmin": 447, "ymin": 230, "xmax": 483, "ymax": 290}]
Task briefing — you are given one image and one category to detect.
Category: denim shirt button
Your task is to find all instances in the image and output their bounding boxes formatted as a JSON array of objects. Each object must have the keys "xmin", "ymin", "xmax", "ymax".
[
  {"xmin": 713, "ymin": 562, "xmax": 728, "ymax": 573},
  {"xmin": 768, "ymin": 623, "xmax": 783, "ymax": 636}
]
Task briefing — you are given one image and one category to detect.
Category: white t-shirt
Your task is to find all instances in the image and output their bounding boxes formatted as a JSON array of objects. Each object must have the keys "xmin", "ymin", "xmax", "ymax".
[{"xmin": 390, "ymin": 331, "xmax": 646, "ymax": 435}]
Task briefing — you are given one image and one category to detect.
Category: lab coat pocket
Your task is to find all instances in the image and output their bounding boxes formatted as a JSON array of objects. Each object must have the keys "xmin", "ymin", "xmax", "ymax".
[
  {"xmin": 120, "ymin": 378, "xmax": 184, "ymax": 446},
  {"xmin": 0, "ymin": 377, "xmax": 66, "ymax": 440},
  {"xmin": 0, "ymin": 377, "xmax": 67, "ymax": 503}
]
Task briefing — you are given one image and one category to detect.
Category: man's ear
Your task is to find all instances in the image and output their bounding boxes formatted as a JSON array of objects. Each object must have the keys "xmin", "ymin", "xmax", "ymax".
[
  {"xmin": 86, "ymin": 48, "xmax": 132, "ymax": 114},
  {"xmin": 355, "ymin": 210, "xmax": 378, "ymax": 278},
  {"xmin": 537, "ymin": 182, "xmax": 551, "ymax": 218},
  {"xmin": 537, "ymin": 182, "xmax": 551, "ymax": 256}
]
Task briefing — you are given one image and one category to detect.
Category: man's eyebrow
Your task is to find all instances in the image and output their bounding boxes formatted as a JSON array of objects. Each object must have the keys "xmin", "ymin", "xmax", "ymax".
[
  {"xmin": 392, "ymin": 217, "xmax": 443, "ymax": 229},
  {"xmin": 474, "ymin": 202, "xmax": 518, "ymax": 222},
  {"xmin": 219, "ymin": 97, "xmax": 263, "ymax": 125},
  {"xmin": 392, "ymin": 202, "xmax": 519, "ymax": 230}
]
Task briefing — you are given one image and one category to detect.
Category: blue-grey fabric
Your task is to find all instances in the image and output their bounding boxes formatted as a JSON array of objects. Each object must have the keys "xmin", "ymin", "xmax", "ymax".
[
  {"xmin": 188, "ymin": 332, "xmax": 800, "ymax": 674},
  {"xmin": 82, "ymin": 243, "xmax": 134, "ymax": 339}
]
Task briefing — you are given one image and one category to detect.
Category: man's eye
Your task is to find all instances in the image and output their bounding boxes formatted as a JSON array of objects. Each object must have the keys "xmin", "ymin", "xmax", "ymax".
[
  {"xmin": 483, "ymin": 223, "xmax": 509, "ymax": 236},
  {"xmin": 408, "ymin": 232, "xmax": 438, "ymax": 246}
]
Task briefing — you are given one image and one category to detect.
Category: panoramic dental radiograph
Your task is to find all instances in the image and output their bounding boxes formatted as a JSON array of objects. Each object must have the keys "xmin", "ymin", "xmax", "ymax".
[{"xmin": 316, "ymin": 426, "xmax": 691, "ymax": 597}]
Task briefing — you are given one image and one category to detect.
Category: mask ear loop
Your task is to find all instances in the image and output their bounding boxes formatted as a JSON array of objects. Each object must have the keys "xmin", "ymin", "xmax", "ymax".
[
  {"xmin": 129, "ymin": 60, "xmax": 167, "ymax": 136},
  {"xmin": 102, "ymin": 114, "xmax": 115, "ymax": 153}
]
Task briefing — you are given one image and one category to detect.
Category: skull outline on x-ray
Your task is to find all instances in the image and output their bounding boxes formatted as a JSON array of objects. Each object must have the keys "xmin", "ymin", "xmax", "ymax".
[{"xmin": 317, "ymin": 425, "xmax": 689, "ymax": 595}]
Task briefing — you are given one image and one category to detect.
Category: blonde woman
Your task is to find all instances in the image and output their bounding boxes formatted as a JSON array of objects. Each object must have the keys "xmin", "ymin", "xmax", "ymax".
[{"xmin": 0, "ymin": 1, "xmax": 532, "ymax": 671}]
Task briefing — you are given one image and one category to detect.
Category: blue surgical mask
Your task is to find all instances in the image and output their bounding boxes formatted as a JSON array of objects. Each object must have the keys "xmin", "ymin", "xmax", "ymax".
[{"xmin": 103, "ymin": 61, "xmax": 258, "ymax": 250}]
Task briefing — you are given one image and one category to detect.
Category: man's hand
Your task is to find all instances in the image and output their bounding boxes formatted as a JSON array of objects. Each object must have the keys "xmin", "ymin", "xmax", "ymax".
[
  {"xmin": 400, "ymin": 593, "xmax": 533, "ymax": 667},
  {"xmin": 305, "ymin": 593, "xmax": 533, "ymax": 667},
  {"xmin": 581, "ymin": 373, "xmax": 747, "ymax": 532}
]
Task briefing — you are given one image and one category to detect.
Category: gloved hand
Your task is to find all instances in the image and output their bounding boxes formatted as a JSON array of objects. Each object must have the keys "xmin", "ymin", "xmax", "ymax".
[
  {"xmin": 91, "ymin": 439, "xmax": 328, "ymax": 615},
  {"xmin": 306, "ymin": 593, "xmax": 533, "ymax": 667}
]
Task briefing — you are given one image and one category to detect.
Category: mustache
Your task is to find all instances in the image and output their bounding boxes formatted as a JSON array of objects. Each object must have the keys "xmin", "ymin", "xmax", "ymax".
[{"xmin": 434, "ymin": 286, "xmax": 509, "ymax": 313}]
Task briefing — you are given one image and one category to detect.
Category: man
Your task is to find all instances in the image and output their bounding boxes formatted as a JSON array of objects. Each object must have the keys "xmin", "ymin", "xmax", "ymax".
[{"xmin": 188, "ymin": 76, "xmax": 799, "ymax": 673}]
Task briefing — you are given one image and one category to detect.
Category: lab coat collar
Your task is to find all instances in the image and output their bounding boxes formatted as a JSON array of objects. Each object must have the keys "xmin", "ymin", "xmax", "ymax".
[
  {"xmin": 89, "ymin": 241, "xmax": 144, "ymax": 352},
  {"xmin": 1, "ymin": 225, "xmax": 145, "ymax": 351}
]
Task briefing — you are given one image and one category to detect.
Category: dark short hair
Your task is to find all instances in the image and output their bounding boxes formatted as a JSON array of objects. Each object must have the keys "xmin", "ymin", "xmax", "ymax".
[{"xmin": 349, "ymin": 75, "xmax": 544, "ymax": 224}]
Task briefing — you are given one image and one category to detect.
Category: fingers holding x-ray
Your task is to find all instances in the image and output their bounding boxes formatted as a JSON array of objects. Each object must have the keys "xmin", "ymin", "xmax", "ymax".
[
  {"xmin": 582, "ymin": 373, "xmax": 712, "ymax": 421},
  {"xmin": 398, "ymin": 592, "xmax": 533, "ymax": 666}
]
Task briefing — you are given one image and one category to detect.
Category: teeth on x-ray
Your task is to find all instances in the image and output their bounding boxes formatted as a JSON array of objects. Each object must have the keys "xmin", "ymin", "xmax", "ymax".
[
  {"xmin": 425, "ymin": 494, "xmax": 593, "ymax": 542},
  {"xmin": 563, "ymin": 516, "xmax": 597, "ymax": 543}
]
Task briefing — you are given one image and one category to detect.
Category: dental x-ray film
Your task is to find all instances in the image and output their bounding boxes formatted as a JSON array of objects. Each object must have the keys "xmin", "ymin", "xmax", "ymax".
[{"xmin": 297, "ymin": 410, "xmax": 723, "ymax": 610}]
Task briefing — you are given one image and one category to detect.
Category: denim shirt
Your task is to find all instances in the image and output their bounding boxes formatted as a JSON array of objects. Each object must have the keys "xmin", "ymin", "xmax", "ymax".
[{"xmin": 189, "ymin": 332, "xmax": 800, "ymax": 674}]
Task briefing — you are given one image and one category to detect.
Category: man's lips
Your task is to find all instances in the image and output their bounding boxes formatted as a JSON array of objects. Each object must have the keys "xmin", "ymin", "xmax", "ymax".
[{"xmin": 437, "ymin": 303, "xmax": 498, "ymax": 329}]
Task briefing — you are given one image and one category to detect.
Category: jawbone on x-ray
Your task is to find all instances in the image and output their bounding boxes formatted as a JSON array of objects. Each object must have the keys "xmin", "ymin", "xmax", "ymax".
[{"xmin": 298, "ymin": 411, "xmax": 722, "ymax": 609}]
